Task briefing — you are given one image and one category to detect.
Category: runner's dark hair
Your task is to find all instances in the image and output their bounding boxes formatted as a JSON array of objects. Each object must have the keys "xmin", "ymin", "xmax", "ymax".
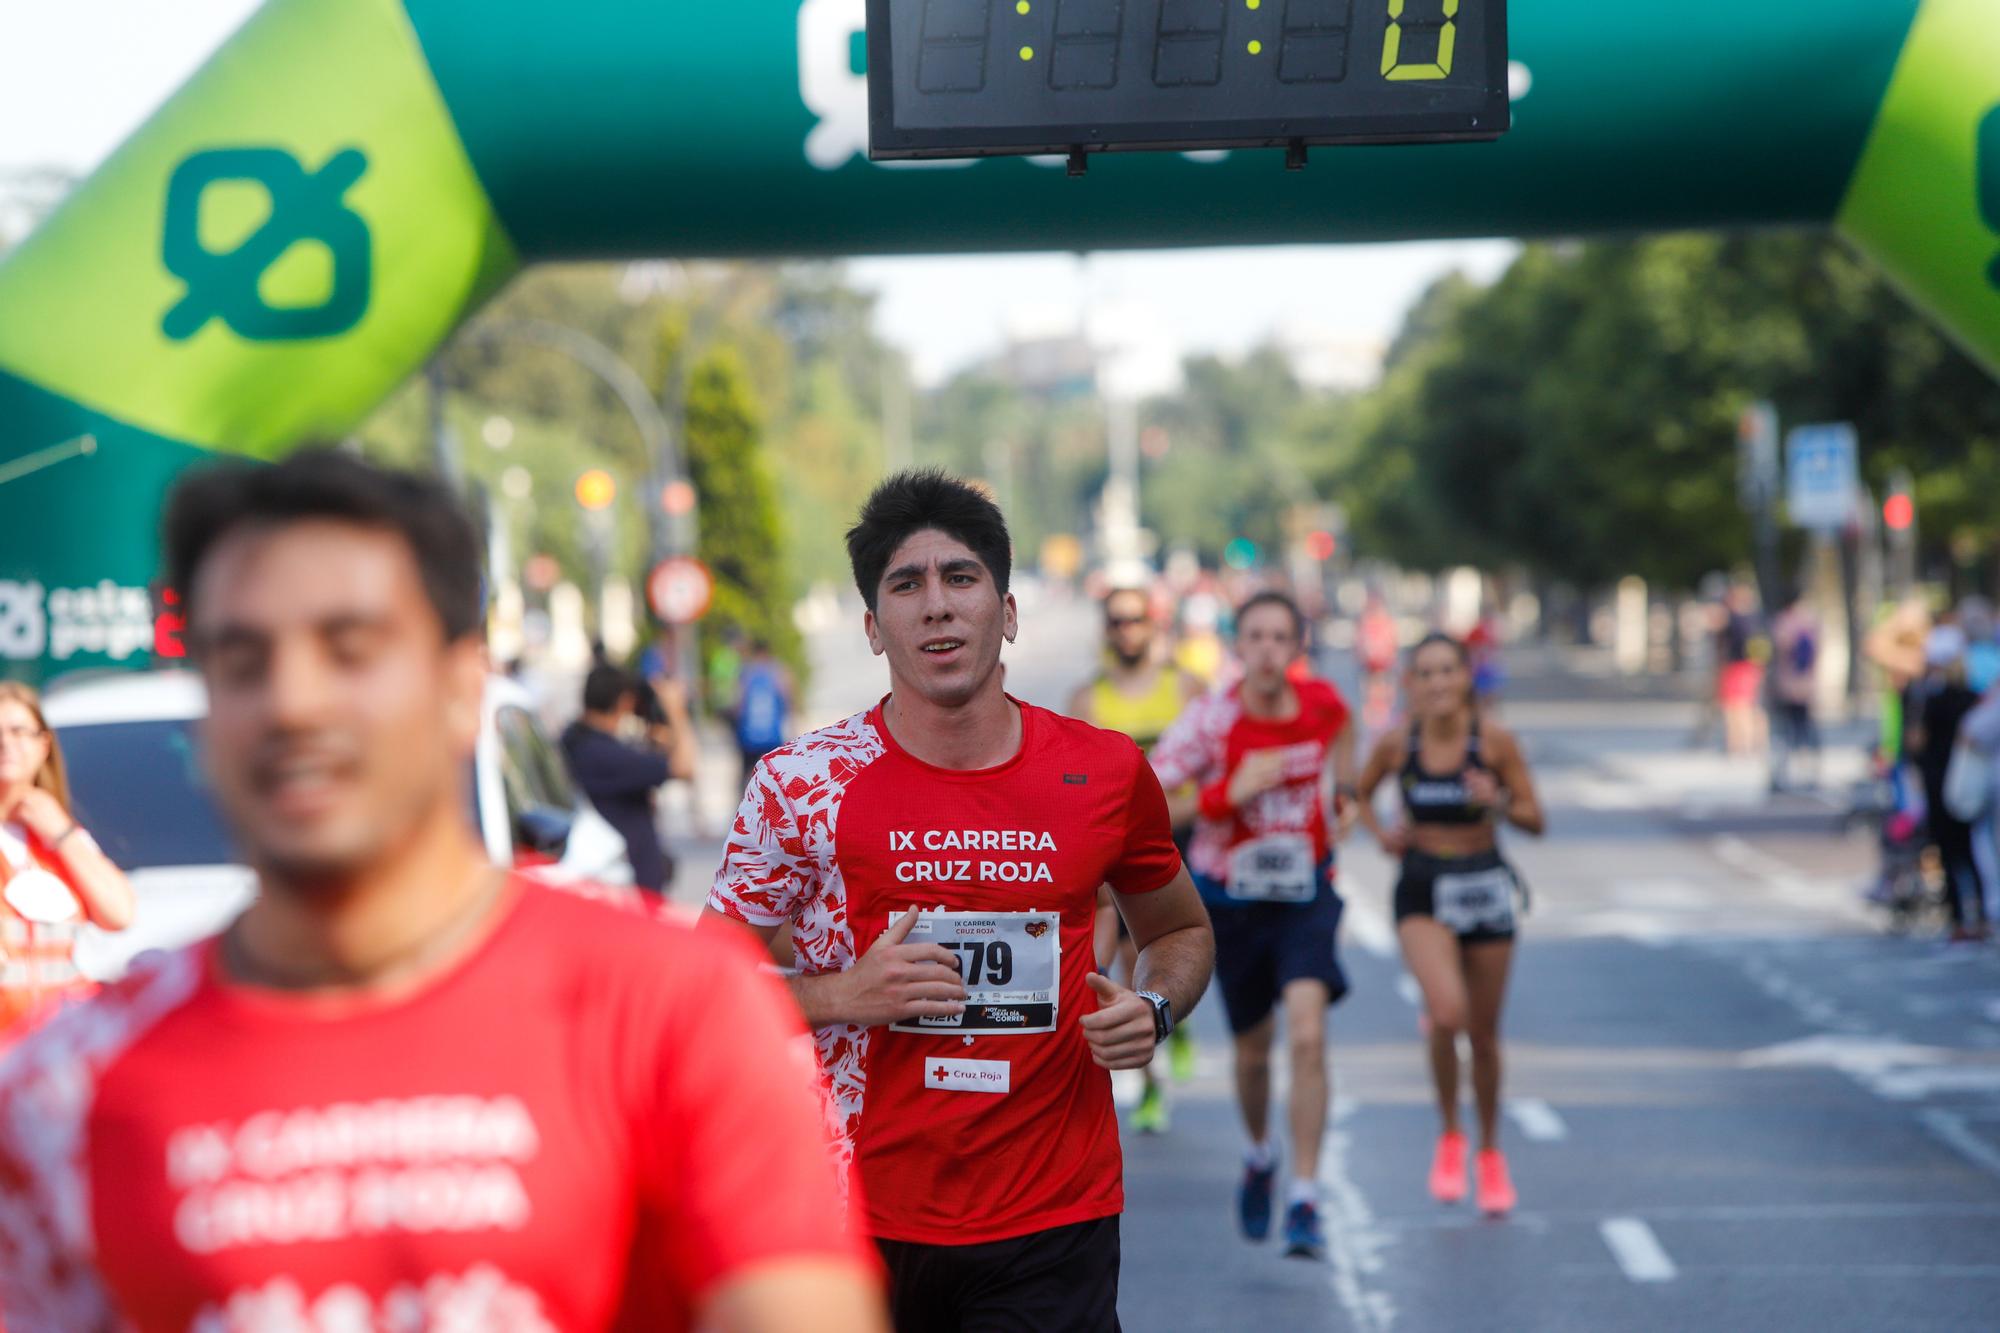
[
  {"xmin": 1235, "ymin": 589, "xmax": 1306, "ymax": 638},
  {"xmin": 163, "ymin": 447, "xmax": 484, "ymax": 647},
  {"xmin": 582, "ymin": 665, "xmax": 638, "ymax": 714},
  {"xmin": 1409, "ymin": 631, "xmax": 1477, "ymax": 711},
  {"xmin": 845, "ymin": 469, "xmax": 1012, "ymax": 612}
]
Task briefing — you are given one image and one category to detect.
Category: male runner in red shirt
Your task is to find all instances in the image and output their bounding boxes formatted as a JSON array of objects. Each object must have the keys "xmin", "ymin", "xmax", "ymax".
[
  {"xmin": 704, "ymin": 470, "xmax": 1214, "ymax": 1333},
  {"xmin": 1151, "ymin": 591, "xmax": 1357, "ymax": 1261},
  {"xmin": 0, "ymin": 451, "xmax": 882, "ymax": 1333}
]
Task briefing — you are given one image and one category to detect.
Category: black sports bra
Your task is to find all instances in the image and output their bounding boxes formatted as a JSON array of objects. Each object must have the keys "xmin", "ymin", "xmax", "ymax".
[{"xmin": 1399, "ymin": 722, "xmax": 1488, "ymax": 826}]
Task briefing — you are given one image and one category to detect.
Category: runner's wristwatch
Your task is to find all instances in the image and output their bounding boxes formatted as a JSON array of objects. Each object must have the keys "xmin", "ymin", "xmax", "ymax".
[{"xmin": 1137, "ymin": 990, "xmax": 1174, "ymax": 1042}]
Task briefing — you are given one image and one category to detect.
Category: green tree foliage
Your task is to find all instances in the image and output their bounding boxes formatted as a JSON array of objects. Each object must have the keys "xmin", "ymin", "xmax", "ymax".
[
  {"xmin": 682, "ymin": 346, "xmax": 804, "ymax": 682},
  {"xmin": 1142, "ymin": 349, "xmax": 1315, "ymax": 562},
  {"xmin": 1328, "ymin": 233, "xmax": 2000, "ymax": 593}
]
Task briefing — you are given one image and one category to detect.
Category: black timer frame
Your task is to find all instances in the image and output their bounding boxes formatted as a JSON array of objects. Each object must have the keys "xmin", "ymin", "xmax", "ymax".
[{"xmin": 866, "ymin": 0, "xmax": 1509, "ymax": 170}]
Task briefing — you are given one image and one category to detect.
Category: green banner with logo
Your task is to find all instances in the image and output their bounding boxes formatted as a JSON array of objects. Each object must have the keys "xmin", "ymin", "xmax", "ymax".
[{"xmin": 3, "ymin": 0, "xmax": 1993, "ymax": 684}]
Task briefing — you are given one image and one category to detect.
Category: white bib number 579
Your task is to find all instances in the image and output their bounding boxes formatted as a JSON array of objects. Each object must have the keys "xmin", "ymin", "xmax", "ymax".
[{"xmin": 890, "ymin": 910, "xmax": 1061, "ymax": 1035}]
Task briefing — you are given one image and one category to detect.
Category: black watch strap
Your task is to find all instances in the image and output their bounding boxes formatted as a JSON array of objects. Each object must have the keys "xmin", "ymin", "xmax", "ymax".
[{"xmin": 1137, "ymin": 990, "xmax": 1173, "ymax": 1042}]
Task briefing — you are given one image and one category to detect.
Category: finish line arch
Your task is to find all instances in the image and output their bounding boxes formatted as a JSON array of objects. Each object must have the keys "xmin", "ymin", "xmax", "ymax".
[{"xmin": 0, "ymin": 0, "xmax": 1994, "ymax": 681}]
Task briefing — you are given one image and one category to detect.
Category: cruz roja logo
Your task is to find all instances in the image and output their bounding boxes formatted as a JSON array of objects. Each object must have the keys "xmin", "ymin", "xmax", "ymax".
[
  {"xmin": 1981, "ymin": 103, "xmax": 2000, "ymax": 290},
  {"xmin": 161, "ymin": 146, "xmax": 372, "ymax": 341}
]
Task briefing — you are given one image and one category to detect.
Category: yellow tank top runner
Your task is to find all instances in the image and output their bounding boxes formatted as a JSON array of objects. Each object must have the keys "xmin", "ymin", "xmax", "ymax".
[{"xmin": 1090, "ymin": 670, "xmax": 1187, "ymax": 752}]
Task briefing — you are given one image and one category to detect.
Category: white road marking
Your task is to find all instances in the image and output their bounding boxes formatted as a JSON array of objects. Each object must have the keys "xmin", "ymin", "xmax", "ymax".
[
  {"xmin": 1318, "ymin": 1101, "xmax": 1398, "ymax": 1332},
  {"xmin": 1600, "ymin": 1217, "xmax": 1678, "ymax": 1283},
  {"xmin": 1740, "ymin": 1034, "xmax": 2000, "ymax": 1100},
  {"xmin": 1506, "ymin": 1099, "xmax": 1569, "ymax": 1142},
  {"xmin": 1710, "ymin": 835, "xmax": 1874, "ymax": 926},
  {"xmin": 1919, "ymin": 1109, "xmax": 2000, "ymax": 1182},
  {"xmin": 1346, "ymin": 895, "xmax": 1397, "ymax": 959}
]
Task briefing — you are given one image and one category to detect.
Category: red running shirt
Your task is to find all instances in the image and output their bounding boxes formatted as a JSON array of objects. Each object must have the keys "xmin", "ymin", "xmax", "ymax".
[
  {"xmin": 1151, "ymin": 677, "xmax": 1351, "ymax": 883},
  {"xmin": 0, "ymin": 881, "xmax": 866, "ymax": 1333},
  {"xmin": 708, "ymin": 699, "xmax": 1183, "ymax": 1246}
]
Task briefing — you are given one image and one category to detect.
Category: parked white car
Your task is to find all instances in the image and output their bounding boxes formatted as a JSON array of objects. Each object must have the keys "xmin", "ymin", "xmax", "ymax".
[{"xmin": 42, "ymin": 670, "xmax": 631, "ymax": 980}]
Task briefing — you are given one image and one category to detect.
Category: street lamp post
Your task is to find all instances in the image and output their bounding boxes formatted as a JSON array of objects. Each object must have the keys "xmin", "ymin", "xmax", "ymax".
[{"xmin": 446, "ymin": 316, "xmax": 698, "ymax": 561}]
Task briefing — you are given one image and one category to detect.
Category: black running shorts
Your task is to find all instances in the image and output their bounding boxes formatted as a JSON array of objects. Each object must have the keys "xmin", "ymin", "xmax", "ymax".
[
  {"xmin": 1393, "ymin": 849, "xmax": 1520, "ymax": 945},
  {"xmin": 876, "ymin": 1216, "xmax": 1122, "ymax": 1333}
]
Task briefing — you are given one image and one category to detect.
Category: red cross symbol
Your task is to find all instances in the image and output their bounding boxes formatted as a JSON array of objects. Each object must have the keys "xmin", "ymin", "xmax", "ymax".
[{"xmin": 934, "ymin": 1066, "xmax": 950, "ymax": 1081}]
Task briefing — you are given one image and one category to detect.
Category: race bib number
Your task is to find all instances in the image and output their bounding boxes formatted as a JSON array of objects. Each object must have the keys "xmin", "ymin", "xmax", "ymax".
[
  {"xmin": 1226, "ymin": 834, "xmax": 1317, "ymax": 903},
  {"xmin": 890, "ymin": 910, "xmax": 1060, "ymax": 1035},
  {"xmin": 1433, "ymin": 866, "xmax": 1517, "ymax": 935}
]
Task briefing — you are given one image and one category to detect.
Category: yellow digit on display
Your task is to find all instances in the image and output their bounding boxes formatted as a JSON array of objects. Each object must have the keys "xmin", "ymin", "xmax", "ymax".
[{"xmin": 1381, "ymin": 0, "xmax": 1457, "ymax": 82}]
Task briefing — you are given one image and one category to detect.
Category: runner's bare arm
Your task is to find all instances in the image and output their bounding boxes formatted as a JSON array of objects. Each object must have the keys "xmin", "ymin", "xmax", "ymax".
[
  {"xmin": 1119, "ymin": 870, "xmax": 1212, "ymax": 992},
  {"xmin": 8, "ymin": 788, "xmax": 134, "ymax": 931},
  {"xmin": 1329, "ymin": 717, "xmax": 1360, "ymax": 837},
  {"xmin": 1354, "ymin": 732, "xmax": 1406, "ymax": 855},
  {"xmin": 699, "ymin": 906, "xmax": 968, "ymax": 1029},
  {"xmin": 702, "ymin": 1260, "xmax": 889, "ymax": 1333},
  {"xmin": 1486, "ymin": 725, "xmax": 1546, "ymax": 837}
]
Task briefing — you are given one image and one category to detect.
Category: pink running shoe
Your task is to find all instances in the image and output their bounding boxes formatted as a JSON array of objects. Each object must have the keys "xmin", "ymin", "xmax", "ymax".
[
  {"xmin": 1476, "ymin": 1148, "xmax": 1517, "ymax": 1217},
  {"xmin": 1428, "ymin": 1132, "xmax": 1468, "ymax": 1203}
]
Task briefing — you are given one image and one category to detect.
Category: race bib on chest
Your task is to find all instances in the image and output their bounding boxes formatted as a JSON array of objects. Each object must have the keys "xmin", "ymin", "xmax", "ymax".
[
  {"xmin": 1433, "ymin": 865, "xmax": 1517, "ymax": 935},
  {"xmin": 1226, "ymin": 834, "xmax": 1317, "ymax": 903},
  {"xmin": 890, "ymin": 910, "xmax": 1060, "ymax": 1035}
]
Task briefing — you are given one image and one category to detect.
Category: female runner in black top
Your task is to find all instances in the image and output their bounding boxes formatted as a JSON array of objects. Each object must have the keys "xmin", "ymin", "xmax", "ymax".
[{"xmin": 1356, "ymin": 632, "xmax": 1544, "ymax": 1216}]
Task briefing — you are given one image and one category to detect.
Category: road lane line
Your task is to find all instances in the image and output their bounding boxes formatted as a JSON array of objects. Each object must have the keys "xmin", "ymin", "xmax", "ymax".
[
  {"xmin": 1710, "ymin": 835, "xmax": 1874, "ymax": 926},
  {"xmin": 1506, "ymin": 1099, "xmax": 1569, "ymax": 1142},
  {"xmin": 1346, "ymin": 895, "xmax": 1396, "ymax": 958},
  {"xmin": 1600, "ymin": 1218, "xmax": 1677, "ymax": 1283},
  {"xmin": 1919, "ymin": 1109, "xmax": 2000, "ymax": 1182},
  {"xmin": 1319, "ymin": 1103, "xmax": 1398, "ymax": 1332}
]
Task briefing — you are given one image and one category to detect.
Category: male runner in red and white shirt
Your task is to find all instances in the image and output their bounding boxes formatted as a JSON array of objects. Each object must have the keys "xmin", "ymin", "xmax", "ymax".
[
  {"xmin": 0, "ymin": 451, "xmax": 882, "ymax": 1333},
  {"xmin": 704, "ymin": 470, "xmax": 1214, "ymax": 1333},
  {"xmin": 1151, "ymin": 591, "xmax": 1357, "ymax": 1261}
]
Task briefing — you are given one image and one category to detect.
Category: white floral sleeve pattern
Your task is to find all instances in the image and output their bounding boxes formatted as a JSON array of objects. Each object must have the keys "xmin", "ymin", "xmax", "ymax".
[
  {"xmin": 0, "ymin": 946, "xmax": 202, "ymax": 1332},
  {"xmin": 706, "ymin": 710, "xmax": 888, "ymax": 1184},
  {"xmin": 1147, "ymin": 689, "xmax": 1242, "ymax": 882}
]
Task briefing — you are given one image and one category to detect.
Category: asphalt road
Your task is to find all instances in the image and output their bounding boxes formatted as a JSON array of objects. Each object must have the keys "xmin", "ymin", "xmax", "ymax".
[{"xmin": 685, "ymin": 588, "xmax": 2000, "ymax": 1332}]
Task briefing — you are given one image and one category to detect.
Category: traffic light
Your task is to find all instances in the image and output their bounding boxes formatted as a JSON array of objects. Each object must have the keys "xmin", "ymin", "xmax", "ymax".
[
  {"xmin": 1305, "ymin": 530, "xmax": 1338, "ymax": 562},
  {"xmin": 1883, "ymin": 491, "xmax": 1914, "ymax": 532},
  {"xmin": 660, "ymin": 479, "xmax": 696, "ymax": 516},
  {"xmin": 574, "ymin": 469, "xmax": 617, "ymax": 511}
]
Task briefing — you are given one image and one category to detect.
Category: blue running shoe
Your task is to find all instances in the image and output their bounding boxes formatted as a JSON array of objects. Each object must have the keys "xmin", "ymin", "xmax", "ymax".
[
  {"xmin": 1283, "ymin": 1200, "xmax": 1326, "ymax": 1259},
  {"xmin": 1238, "ymin": 1161, "xmax": 1276, "ymax": 1241}
]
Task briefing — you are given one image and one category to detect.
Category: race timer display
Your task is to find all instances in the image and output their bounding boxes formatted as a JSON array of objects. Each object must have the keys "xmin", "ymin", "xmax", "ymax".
[{"xmin": 867, "ymin": 0, "xmax": 1508, "ymax": 161}]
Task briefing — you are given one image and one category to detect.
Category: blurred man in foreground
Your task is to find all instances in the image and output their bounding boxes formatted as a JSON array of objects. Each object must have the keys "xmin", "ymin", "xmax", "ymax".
[{"xmin": 0, "ymin": 451, "xmax": 882, "ymax": 1333}]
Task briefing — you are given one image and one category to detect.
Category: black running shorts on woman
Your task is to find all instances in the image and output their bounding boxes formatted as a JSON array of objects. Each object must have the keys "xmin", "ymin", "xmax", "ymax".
[{"xmin": 1394, "ymin": 848, "xmax": 1520, "ymax": 944}]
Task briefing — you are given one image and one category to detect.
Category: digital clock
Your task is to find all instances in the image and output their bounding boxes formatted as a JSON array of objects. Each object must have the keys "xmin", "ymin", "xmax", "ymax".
[{"xmin": 866, "ymin": 0, "xmax": 1509, "ymax": 163}]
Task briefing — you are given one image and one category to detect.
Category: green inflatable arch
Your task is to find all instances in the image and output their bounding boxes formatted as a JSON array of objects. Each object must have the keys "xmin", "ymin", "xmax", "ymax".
[{"xmin": 1, "ymin": 0, "xmax": 1994, "ymax": 680}]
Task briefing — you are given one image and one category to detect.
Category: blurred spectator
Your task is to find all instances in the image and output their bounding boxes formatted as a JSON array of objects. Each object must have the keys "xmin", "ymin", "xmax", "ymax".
[
  {"xmin": 732, "ymin": 639, "xmax": 795, "ymax": 797},
  {"xmin": 707, "ymin": 625, "xmax": 745, "ymax": 719},
  {"xmin": 1715, "ymin": 583, "xmax": 1769, "ymax": 757},
  {"xmin": 560, "ymin": 666, "xmax": 695, "ymax": 896},
  {"xmin": 1961, "ymin": 679, "xmax": 2000, "ymax": 930},
  {"xmin": 1465, "ymin": 607, "xmax": 1507, "ymax": 716},
  {"xmin": 1770, "ymin": 589, "xmax": 1821, "ymax": 790},
  {"xmin": 1960, "ymin": 597, "xmax": 2000, "ymax": 695},
  {"xmin": 0, "ymin": 682, "xmax": 134, "ymax": 1042},
  {"xmin": 1909, "ymin": 627, "xmax": 1989, "ymax": 942}
]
